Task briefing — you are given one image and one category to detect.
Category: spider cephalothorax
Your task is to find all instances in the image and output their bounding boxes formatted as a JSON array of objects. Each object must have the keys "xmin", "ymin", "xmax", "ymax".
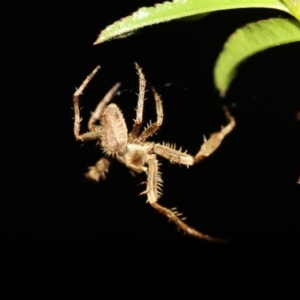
[{"xmin": 73, "ymin": 63, "xmax": 235, "ymax": 242}]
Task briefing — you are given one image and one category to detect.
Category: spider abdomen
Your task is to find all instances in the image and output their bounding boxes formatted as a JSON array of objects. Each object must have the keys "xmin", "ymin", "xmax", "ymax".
[{"xmin": 100, "ymin": 104, "xmax": 128, "ymax": 154}]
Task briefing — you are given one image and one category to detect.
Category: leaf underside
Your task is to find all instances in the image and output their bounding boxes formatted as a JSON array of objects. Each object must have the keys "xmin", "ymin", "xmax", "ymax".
[
  {"xmin": 214, "ymin": 18, "xmax": 300, "ymax": 96},
  {"xmin": 94, "ymin": 0, "xmax": 291, "ymax": 44}
]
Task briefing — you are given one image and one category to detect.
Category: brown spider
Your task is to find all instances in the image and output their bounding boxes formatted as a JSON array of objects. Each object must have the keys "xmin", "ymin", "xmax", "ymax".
[{"xmin": 73, "ymin": 63, "xmax": 236, "ymax": 242}]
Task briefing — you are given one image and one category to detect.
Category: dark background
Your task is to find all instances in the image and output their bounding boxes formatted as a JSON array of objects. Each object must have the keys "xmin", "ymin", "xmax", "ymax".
[{"xmin": 6, "ymin": 1, "xmax": 300, "ymax": 261}]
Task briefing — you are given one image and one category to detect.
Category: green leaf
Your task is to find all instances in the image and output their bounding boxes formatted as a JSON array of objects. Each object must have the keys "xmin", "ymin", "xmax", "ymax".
[
  {"xmin": 179, "ymin": 12, "xmax": 210, "ymax": 22},
  {"xmin": 214, "ymin": 18, "xmax": 300, "ymax": 96},
  {"xmin": 282, "ymin": 0, "xmax": 300, "ymax": 21},
  {"xmin": 94, "ymin": 0, "xmax": 291, "ymax": 44}
]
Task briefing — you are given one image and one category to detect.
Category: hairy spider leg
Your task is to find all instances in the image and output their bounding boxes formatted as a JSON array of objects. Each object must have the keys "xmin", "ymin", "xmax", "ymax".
[
  {"xmin": 193, "ymin": 106, "xmax": 236, "ymax": 163},
  {"xmin": 146, "ymin": 156, "xmax": 226, "ymax": 242},
  {"xmin": 73, "ymin": 66, "xmax": 101, "ymax": 141},
  {"xmin": 73, "ymin": 66, "xmax": 120, "ymax": 181},
  {"xmin": 88, "ymin": 83, "xmax": 121, "ymax": 131},
  {"xmin": 146, "ymin": 106, "xmax": 235, "ymax": 240},
  {"xmin": 73, "ymin": 65, "xmax": 121, "ymax": 141},
  {"xmin": 152, "ymin": 106, "xmax": 235, "ymax": 165},
  {"xmin": 139, "ymin": 87, "xmax": 164, "ymax": 141},
  {"xmin": 129, "ymin": 63, "xmax": 146, "ymax": 140}
]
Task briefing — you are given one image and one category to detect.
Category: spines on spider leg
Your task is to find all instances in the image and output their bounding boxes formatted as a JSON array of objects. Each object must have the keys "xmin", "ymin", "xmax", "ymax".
[
  {"xmin": 170, "ymin": 207, "xmax": 186, "ymax": 219},
  {"xmin": 153, "ymin": 143, "xmax": 193, "ymax": 166},
  {"xmin": 78, "ymin": 127, "xmax": 102, "ymax": 141},
  {"xmin": 138, "ymin": 86, "xmax": 163, "ymax": 141},
  {"xmin": 130, "ymin": 62, "xmax": 147, "ymax": 139},
  {"xmin": 194, "ymin": 106, "xmax": 236, "ymax": 163},
  {"xmin": 147, "ymin": 170, "xmax": 225, "ymax": 242},
  {"xmin": 156, "ymin": 162, "xmax": 163, "ymax": 199},
  {"xmin": 143, "ymin": 120, "xmax": 153, "ymax": 137},
  {"xmin": 150, "ymin": 202, "xmax": 226, "ymax": 242},
  {"xmin": 141, "ymin": 156, "xmax": 163, "ymax": 204},
  {"xmin": 74, "ymin": 66, "xmax": 101, "ymax": 98},
  {"xmin": 73, "ymin": 66, "xmax": 101, "ymax": 141},
  {"xmin": 143, "ymin": 120, "xmax": 152, "ymax": 131}
]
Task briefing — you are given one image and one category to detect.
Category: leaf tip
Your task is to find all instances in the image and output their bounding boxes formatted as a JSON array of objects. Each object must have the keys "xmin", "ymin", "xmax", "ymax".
[
  {"xmin": 93, "ymin": 37, "xmax": 101, "ymax": 45},
  {"xmin": 93, "ymin": 28, "xmax": 109, "ymax": 45}
]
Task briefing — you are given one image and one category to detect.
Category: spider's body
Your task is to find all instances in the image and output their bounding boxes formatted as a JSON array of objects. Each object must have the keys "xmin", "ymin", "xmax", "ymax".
[
  {"xmin": 101, "ymin": 104, "xmax": 128, "ymax": 154},
  {"xmin": 73, "ymin": 64, "xmax": 235, "ymax": 241}
]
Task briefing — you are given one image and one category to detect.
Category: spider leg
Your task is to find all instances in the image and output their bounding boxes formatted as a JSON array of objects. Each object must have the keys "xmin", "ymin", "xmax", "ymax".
[
  {"xmin": 73, "ymin": 66, "xmax": 101, "ymax": 141},
  {"xmin": 88, "ymin": 82, "xmax": 121, "ymax": 131},
  {"xmin": 139, "ymin": 87, "xmax": 163, "ymax": 140},
  {"xmin": 193, "ymin": 106, "xmax": 235, "ymax": 164},
  {"xmin": 153, "ymin": 143, "xmax": 194, "ymax": 165},
  {"xmin": 153, "ymin": 106, "xmax": 235, "ymax": 166},
  {"xmin": 145, "ymin": 156, "xmax": 226, "ymax": 242},
  {"xmin": 130, "ymin": 63, "xmax": 146, "ymax": 140},
  {"xmin": 85, "ymin": 157, "xmax": 111, "ymax": 182}
]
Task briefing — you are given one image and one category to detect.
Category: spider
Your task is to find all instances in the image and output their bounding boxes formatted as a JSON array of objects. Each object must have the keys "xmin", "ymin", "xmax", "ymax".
[{"xmin": 73, "ymin": 63, "xmax": 236, "ymax": 242}]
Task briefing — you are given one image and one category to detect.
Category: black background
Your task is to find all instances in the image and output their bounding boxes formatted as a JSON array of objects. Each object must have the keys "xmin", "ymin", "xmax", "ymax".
[{"xmin": 6, "ymin": 1, "xmax": 300, "ymax": 268}]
